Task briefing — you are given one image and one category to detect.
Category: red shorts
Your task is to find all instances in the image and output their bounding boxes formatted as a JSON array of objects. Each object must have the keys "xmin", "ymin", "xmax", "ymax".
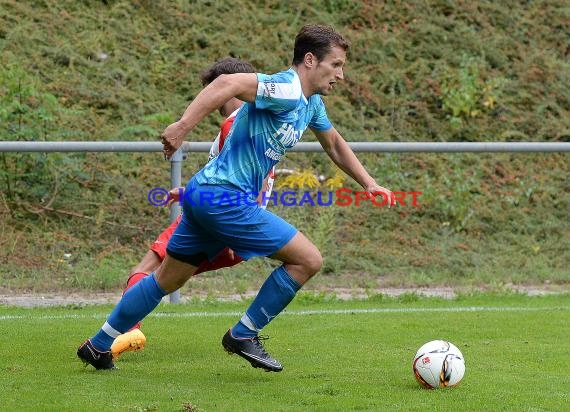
[
  {"xmin": 150, "ymin": 214, "xmax": 243, "ymax": 273},
  {"xmin": 150, "ymin": 215, "xmax": 182, "ymax": 260}
]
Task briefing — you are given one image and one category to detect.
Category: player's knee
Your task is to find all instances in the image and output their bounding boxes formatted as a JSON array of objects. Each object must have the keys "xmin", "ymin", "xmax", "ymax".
[{"xmin": 305, "ymin": 250, "xmax": 323, "ymax": 275}]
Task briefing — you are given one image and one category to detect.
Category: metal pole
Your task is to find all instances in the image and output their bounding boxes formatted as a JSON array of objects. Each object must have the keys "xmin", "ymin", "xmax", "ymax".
[
  {"xmin": 0, "ymin": 141, "xmax": 162, "ymax": 152},
  {"xmin": 2, "ymin": 141, "xmax": 570, "ymax": 153},
  {"xmin": 287, "ymin": 142, "xmax": 570, "ymax": 153},
  {"xmin": 167, "ymin": 147, "xmax": 186, "ymax": 304}
]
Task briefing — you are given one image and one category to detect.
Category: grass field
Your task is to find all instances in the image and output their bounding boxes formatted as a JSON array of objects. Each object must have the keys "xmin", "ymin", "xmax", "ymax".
[{"xmin": 1, "ymin": 293, "xmax": 568, "ymax": 411}]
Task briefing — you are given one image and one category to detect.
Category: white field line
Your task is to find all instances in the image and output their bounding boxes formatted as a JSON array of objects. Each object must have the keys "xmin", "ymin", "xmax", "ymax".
[{"xmin": 0, "ymin": 306, "xmax": 567, "ymax": 321}]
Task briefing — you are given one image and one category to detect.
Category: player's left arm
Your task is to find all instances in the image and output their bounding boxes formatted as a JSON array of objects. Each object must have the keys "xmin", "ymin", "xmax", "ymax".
[{"xmin": 313, "ymin": 127, "xmax": 393, "ymax": 207}]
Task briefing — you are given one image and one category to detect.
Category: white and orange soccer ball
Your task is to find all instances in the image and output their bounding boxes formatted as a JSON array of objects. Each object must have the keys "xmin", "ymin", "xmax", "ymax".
[{"xmin": 412, "ymin": 340, "xmax": 465, "ymax": 389}]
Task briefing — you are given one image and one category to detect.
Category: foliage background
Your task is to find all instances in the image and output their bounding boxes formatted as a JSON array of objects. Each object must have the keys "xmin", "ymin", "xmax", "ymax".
[{"xmin": 0, "ymin": 0, "xmax": 568, "ymax": 293}]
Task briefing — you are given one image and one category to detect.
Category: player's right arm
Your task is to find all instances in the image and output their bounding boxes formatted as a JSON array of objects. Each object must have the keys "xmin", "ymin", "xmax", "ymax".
[
  {"xmin": 313, "ymin": 126, "xmax": 393, "ymax": 207},
  {"xmin": 161, "ymin": 73, "xmax": 258, "ymax": 158}
]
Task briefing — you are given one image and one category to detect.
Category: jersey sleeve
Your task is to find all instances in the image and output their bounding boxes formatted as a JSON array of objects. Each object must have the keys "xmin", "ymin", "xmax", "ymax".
[
  {"xmin": 309, "ymin": 96, "xmax": 333, "ymax": 131},
  {"xmin": 254, "ymin": 72, "xmax": 300, "ymax": 113}
]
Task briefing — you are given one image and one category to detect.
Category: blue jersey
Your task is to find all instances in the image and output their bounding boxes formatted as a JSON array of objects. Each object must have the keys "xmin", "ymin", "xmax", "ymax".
[{"xmin": 195, "ymin": 68, "xmax": 332, "ymax": 193}]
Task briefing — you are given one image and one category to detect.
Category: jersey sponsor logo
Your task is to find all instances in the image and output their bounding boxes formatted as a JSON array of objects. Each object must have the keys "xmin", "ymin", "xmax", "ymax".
[
  {"xmin": 273, "ymin": 122, "xmax": 302, "ymax": 148},
  {"xmin": 262, "ymin": 80, "xmax": 276, "ymax": 98},
  {"xmin": 264, "ymin": 147, "xmax": 283, "ymax": 161},
  {"xmin": 261, "ymin": 77, "xmax": 300, "ymax": 100},
  {"xmin": 265, "ymin": 122, "xmax": 302, "ymax": 160}
]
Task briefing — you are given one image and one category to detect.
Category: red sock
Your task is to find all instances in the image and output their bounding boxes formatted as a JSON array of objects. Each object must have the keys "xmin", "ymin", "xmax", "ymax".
[
  {"xmin": 125, "ymin": 272, "xmax": 149, "ymax": 291},
  {"xmin": 122, "ymin": 272, "xmax": 149, "ymax": 331}
]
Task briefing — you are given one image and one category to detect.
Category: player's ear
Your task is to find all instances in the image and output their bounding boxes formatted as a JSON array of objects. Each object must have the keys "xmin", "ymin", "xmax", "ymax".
[{"xmin": 304, "ymin": 52, "xmax": 316, "ymax": 68}]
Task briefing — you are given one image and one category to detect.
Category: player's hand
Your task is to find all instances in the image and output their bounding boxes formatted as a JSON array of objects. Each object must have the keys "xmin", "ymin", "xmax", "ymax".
[
  {"xmin": 365, "ymin": 183, "xmax": 394, "ymax": 208},
  {"xmin": 160, "ymin": 121, "xmax": 187, "ymax": 159},
  {"xmin": 227, "ymin": 248, "xmax": 236, "ymax": 261},
  {"xmin": 166, "ymin": 187, "xmax": 185, "ymax": 208}
]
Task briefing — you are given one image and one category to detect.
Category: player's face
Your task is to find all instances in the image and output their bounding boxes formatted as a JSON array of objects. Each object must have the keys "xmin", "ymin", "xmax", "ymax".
[{"xmin": 313, "ymin": 45, "xmax": 346, "ymax": 95}]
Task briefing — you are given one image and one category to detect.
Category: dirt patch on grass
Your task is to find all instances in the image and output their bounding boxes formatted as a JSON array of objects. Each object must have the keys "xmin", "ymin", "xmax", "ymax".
[{"xmin": 0, "ymin": 285, "xmax": 567, "ymax": 308}]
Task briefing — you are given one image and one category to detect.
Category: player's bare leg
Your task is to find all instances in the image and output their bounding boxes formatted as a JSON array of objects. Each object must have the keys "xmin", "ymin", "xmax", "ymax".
[
  {"xmin": 155, "ymin": 253, "xmax": 200, "ymax": 293},
  {"xmin": 130, "ymin": 250, "xmax": 162, "ymax": 276},
  {"xmin": 270, "ymin": 232, "xmax": 323, "ymax": 285}
]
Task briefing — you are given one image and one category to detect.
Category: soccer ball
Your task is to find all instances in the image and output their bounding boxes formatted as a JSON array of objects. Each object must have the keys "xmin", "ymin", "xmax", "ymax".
[{"xmin": 412, "ymin": 340, "xmax": 465, "ymax": 389}]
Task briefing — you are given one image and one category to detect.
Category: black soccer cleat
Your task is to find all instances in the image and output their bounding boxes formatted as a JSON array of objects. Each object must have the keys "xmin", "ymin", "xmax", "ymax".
[
  {"xmin": 222, "ymin": 329, "xmax": 283, "ymax": 372},
  {"xmin": 77, "ymin": 339, "xmax": 115, "ymax": 370}
]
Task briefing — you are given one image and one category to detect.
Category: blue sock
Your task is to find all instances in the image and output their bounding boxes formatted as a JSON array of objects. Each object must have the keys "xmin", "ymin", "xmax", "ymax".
[
  {"xmin": 90, "ymin": 273, "xmax": 167, "ymax": 351},
  {"xmin": 232, "ymin": 265, "xmax": 301, "ymax": 338}
]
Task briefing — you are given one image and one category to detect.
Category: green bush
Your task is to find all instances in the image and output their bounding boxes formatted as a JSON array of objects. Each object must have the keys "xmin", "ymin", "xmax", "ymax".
[{"xmin": 0, "ymin": 0, "xmax": 568, "ymax": 292}]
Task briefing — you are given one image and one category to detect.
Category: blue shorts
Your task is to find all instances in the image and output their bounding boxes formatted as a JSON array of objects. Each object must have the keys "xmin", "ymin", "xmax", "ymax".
[{"xmin": 166, "ymin": 180, "xmax": 298, "ymax": 262}]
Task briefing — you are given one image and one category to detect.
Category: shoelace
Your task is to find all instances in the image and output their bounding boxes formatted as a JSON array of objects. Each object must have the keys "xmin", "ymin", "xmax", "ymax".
[{"xmin": 252, "ymin": 335, "xmax": 271, "ymax": 356}]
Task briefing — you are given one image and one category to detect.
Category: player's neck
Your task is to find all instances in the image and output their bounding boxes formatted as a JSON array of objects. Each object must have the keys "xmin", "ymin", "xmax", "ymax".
[
  {"xmin": 220, "ymin": 98, "xmax": 242, "ymax": 117},
  {"xmin": 291, "ymin": 66, "xmax": 313, "ymax": 99}
]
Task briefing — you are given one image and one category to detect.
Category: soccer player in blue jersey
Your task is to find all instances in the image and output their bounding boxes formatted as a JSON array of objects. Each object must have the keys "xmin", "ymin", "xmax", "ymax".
[{"xmin": 77, "ymin": 24, "xmax": 393, "ymax": 372}]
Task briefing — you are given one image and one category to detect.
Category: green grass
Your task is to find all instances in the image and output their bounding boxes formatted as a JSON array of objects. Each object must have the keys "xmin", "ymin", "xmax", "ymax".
[{"xmin": 1, "ymin": 293, "xmax": 569, "ymax": 411}]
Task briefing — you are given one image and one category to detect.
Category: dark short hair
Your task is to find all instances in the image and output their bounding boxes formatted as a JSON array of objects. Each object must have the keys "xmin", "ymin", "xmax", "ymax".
[
  {"xmin": 199, "ymin": 57, "xmax": 256, "ymax": 86},
  {"xmin": 292, "ymin": 24, "xmax": 350, "ymax": 65}
]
